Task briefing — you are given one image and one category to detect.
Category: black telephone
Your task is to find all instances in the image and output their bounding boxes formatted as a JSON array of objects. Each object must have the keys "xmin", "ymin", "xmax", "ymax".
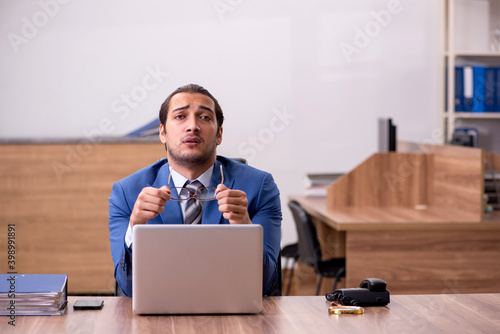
[{"xmin": 325, "ymin": 278, "xmax": 390, "ymax": 306}]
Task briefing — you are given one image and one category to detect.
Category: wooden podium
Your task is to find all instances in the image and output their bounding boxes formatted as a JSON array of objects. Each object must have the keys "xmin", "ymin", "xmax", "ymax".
[{"xmin": 291, "ymin": 142, "xmax": 500, "ymax": 295}]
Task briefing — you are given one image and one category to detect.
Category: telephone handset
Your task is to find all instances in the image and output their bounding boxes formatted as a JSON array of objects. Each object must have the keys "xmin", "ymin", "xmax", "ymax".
[
  {"xmin": 325, "ymin": 278, "xmax": 390, "ymax": 306},
  {"xmin": 360, "ymin": 278, "xmax": 388, "ymax": 292}
]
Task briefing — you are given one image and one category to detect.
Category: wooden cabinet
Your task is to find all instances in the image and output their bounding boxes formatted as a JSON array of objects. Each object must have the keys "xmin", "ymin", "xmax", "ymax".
[{"xmin": 0, "ymin": 141, "xmax": 165, "ymax": 294}]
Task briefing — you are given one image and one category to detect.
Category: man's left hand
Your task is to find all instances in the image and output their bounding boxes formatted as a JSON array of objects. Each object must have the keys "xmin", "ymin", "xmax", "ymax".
[{"xmin": 216, "ymin": 184, "xmax": 251, "ymax": 224}]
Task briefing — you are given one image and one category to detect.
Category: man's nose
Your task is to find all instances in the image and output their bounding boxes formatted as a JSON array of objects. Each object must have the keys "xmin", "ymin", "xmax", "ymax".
[{"xmin": 186, "ymin": 115, "xmax": 200, "ymax": 132}]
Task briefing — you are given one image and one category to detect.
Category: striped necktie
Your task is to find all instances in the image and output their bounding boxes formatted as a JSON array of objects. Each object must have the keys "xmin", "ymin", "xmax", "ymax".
[{"xmin": 184, "ymin": 180, "xmax": 203, "ymax": 224}]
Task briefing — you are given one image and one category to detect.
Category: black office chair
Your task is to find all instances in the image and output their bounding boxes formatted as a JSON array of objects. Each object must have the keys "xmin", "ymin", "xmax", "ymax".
[
  {"xmin": 267, "ymin": 254, "xmax": 283, "ymax": 296},
  {"xmin": 115, "ymin": 280, "xmax": 126, "ymax": 296},
  {"xmin": 288, "ymin": 200, "xmax": 345, "ymax": 295},
  {"xmin": 231, "ymin": 158, "xmax": 248, "ymax": 164},
  {"xmin": 280, "ymin": 242, "xmax": 299, "ymax": 295}
]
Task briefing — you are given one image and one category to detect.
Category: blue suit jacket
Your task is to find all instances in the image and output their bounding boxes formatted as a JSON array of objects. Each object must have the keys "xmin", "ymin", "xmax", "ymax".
[{"xmin": 108, "ymin": 156, "xmax": 282, "ymax": 296}]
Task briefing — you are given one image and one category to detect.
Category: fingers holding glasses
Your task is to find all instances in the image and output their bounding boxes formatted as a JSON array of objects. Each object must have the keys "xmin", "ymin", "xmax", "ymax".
[
  {"xmin": 216, "ymin": 184, "xmax": 251, "ymax": 225},
  {"xmin": 130, "ymin": 186, "xmax": 171, "ymax": 227}
]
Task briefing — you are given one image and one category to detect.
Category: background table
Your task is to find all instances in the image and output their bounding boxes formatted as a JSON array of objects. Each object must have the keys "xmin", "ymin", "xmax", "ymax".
[
  {"xmin": 289, "ymin": 143, "xmax": 500, "ymax": 295},
  {"xmin": 290, "ymin": 195, "xmax": 500, "ymax": 295}
]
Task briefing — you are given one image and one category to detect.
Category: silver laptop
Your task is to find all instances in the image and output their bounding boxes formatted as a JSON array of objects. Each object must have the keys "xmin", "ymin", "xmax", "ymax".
[{"xmin": 132, "ymin": 224, "xmax": 263, "ymax": 314}]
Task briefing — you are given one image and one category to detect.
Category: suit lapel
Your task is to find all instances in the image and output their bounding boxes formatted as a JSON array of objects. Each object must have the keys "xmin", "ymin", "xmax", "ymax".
[{"xmin": 203, "ymin": 160, "xmax": 234, "ymax": 225}]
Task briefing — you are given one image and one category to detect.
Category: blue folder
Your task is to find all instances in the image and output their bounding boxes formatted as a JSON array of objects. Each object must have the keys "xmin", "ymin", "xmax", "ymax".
[
  {"xmin": 485, "ymin": 67, "xmax": 496, "ymax": 112},
  {"xmin": 0, "ymin": 274, "xmax": 68, "ymax": 316},
  {"xmin": 0, "ymin": 274, "xmax": 67, "ymax": 294},
  {"xmin": 496, "ymin": 68, "xmax": 500, "ymax": 112},
  {"xmin": 455, "ymin": 66, "xmax": 464, "ymax": 111},
  {"xmin": 472, "ymin": 66, "xmax": 486, "ymax": 112}
]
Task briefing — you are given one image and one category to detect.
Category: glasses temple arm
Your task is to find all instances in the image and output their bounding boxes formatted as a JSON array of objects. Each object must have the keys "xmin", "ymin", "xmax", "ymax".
[{"xmin": 220, "ymin": 165, "xmax": 224, "ymax": 185}]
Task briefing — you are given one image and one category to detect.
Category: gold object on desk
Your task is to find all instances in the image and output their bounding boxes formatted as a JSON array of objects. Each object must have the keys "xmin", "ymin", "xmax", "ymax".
[{"xmin": 328, "ymin": 305, "xmax": 364, "ymax": 315}]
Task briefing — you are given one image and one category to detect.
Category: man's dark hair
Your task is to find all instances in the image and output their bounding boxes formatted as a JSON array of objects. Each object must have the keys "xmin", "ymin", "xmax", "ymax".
[{"xmin": 159, "ymin": 84, "xmax": 224, "ymax": 131}]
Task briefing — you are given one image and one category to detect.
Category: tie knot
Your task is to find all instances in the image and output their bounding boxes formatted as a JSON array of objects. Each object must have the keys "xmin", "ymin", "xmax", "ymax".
[{"xmin": 185, "ymin": 180, "xmax": 203, "ymax": 193}]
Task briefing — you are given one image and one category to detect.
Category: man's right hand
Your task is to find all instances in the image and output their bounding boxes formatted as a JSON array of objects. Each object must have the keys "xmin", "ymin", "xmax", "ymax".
[{"xmin": 130, "ymin": 186, "xmax": 171, "ymax": 227}]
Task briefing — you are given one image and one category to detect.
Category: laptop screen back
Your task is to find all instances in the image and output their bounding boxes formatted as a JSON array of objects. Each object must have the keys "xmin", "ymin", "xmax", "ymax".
[{"xmin": 132, "ymin": 224, "xmax": 263, "ymax": 314}]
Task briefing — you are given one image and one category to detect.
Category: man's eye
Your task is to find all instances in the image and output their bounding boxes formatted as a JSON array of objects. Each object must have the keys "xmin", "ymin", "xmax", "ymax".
[
  {"xmin": 174, "ymin": 114, "xmax": 185, "ymax": 120},
  {"xmin": 200, "ymin": 115, "xmax": 212, "ymax": 121}
]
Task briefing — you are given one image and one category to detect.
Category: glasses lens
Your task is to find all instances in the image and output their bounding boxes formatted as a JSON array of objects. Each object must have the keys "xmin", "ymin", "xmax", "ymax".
[
  {"xmin": 196, "ymin": 187, "xmax": 217, "ymax": 201},
  {"xmin": 170, "ymin": 187, "xmax": 190, "ymax": 201},
  {"xmin": 169, "ymin": 187, "xmax": 217, "ymax": 201}
]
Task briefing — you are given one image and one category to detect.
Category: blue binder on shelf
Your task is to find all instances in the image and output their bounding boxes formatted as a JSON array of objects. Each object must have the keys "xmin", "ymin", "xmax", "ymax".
[
  {"xmin": 472, "ymin": 66, "xmax": 486, "ymax": 113},
  {"xmin": 485, "ymin": 67, "xmax": 496, "ymax": 112},
  {"xmin": 496, "ymin": 67, "xmax": 500, "ymax": 112},
  {"xmin": 455, "ymin": 66, "xmax": 464, "ymax": 111}
]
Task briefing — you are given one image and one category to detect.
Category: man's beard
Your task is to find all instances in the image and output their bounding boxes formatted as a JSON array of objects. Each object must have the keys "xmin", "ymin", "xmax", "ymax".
[{"xmin": 165, "ymin": 136, "xmax": 218, "ymax": 169}]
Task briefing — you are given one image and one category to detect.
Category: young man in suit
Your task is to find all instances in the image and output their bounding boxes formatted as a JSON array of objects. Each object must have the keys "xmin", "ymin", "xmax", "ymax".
[{"xmin": 108, "ymin": 84, "xmax": 282, "ymax": 297}]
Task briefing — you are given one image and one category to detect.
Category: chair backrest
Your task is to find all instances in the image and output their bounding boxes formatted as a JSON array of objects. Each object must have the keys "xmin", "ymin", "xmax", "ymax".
[
  {"xmin": 288, "ymin": 200, "xmax": 322, "ymax": 268},
  {"xmin": 231, "ymin": 158, "xmax": 248, "ymax": 165},
  {"xmin": 268, "ymin": 253, "xmax": 283, "ymax": 296}
]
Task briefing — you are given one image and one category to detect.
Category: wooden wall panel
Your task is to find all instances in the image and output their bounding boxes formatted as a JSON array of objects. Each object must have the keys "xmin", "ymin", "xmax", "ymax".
[
  {"xmin": 0, "ymin": 142, "xmax": 165, "ymax": 294},
  {"xmin": 431, "ymin": 144, "xmax": 483, "ymax": 219},
  {"xmin": 327, "ymin": 153, "xmax": 430, "ymax": 209},
  {"xmin": 327, "ymin": 143, "xmax": 484, "ymax": 221}
]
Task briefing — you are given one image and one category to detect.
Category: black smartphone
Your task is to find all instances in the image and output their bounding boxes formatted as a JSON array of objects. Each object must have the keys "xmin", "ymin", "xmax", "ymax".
[{"xmin": 73, "ymin": 299, "xmax": 104, "ymax": 310}]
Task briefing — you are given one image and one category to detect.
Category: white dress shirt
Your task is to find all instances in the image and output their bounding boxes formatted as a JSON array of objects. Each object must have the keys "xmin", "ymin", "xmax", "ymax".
[{"xmin": 125, "ymin": 165, "xmax": 214, "ymax": 248}]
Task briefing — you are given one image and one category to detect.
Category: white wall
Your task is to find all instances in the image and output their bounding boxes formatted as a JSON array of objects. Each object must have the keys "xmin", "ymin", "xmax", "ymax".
[{"xmin": 0, "ymin": 0, "xmax": 442, "ymax": 247}]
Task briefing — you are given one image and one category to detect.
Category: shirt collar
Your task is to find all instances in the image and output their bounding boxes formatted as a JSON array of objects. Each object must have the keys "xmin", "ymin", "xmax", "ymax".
[{"xmin": 169, "ymin": 165, "xmax": 214, "ymax": 188}]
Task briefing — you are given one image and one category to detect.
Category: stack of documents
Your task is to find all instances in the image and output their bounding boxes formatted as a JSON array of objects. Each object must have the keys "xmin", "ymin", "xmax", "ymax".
[
  {"xmin": 126, "ymin": 119, "xmax": 160, "ymax": 138},
  {"xmin": 303, "ymin": 173, "xmax": 344, "ymax": 197},
  {"xmin": 0, "ymin": 274, "xmax": 68, "ymax": 316}
]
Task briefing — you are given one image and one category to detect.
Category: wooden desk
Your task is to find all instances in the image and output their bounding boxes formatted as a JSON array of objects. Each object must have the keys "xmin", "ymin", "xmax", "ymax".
[
  {"xmin": 290, "ymin": 195, "xmax": 500, "ymax": 295},
  {"xmin": 6, "ymin": 295, "xmax": 500, "ymax": 333},
  {"xmin": 290, "ymin": 143, "xmax": 500, "ymax": 295}
]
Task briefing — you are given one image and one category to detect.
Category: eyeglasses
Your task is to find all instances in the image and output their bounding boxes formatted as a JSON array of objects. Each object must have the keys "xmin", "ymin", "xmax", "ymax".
[{"xmin": 168, "ymin": 165, "xmax": 224, "ymax": 201}]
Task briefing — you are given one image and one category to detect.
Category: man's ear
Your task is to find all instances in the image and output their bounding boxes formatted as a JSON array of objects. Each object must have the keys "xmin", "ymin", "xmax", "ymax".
[
  {"xmin": 216, "ymin": 127, "xmax": 223, "ymax": 145},
  {"xmin": 159, "ymin": 124, "xmax": 167, "ymax": 144}
]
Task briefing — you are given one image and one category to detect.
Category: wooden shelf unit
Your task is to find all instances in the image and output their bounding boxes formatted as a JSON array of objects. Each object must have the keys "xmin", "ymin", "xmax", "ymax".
[{"xmin": 442, "ymin": 0, "xmax": 500, "ymax": 150}]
